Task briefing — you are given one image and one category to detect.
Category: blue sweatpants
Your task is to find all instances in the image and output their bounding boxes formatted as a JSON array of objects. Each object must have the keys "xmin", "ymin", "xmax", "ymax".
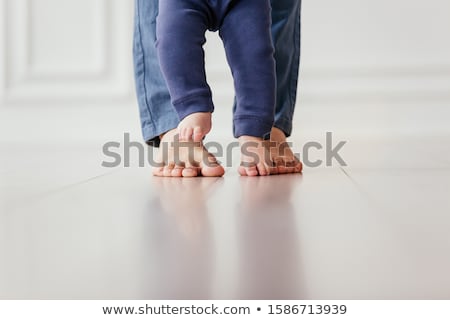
[{"xmin": 156, "ymin": 0, "xmax": 276, "ymax": 139}]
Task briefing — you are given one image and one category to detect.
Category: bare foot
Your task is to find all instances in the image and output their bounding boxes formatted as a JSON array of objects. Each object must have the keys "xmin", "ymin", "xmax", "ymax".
[
  {"xmin": 270, "ymin": 127, "xmax": 303, "ymax": 174},
  {"xmin": 238, "ymin": 136, "xmax": 273, "ymax": 177},
  {"xmin": 178, "ymin": 112, "xmax": 212, "ymax": 142},
  {"xmin": 153, "ymin": 129, "xmax": 225, "ymax": 177}
]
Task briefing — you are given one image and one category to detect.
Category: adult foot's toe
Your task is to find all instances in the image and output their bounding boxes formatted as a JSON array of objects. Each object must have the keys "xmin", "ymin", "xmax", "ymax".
[
  {"xmin": 272, "ymin": 158, "xmax": 286, "ymax": 174},
  {"xmin": 246, "ymin": 166, "xmax": 259, "ymax": 176},
  {"xmin": 239, "ymin": 163, "xmax": 259, "ymax": 177},
  {"xmin": 273, "ymin": 157, "xmax": 301, "ymax": 174},
  {"xmin": 163, "ymin": 163, "xmax": 175, "ymax": 177},
  {"xmin": 238, "ymin": 166, "xmax": 248, "ymax": 176},
  {"xmin": 201, "ymin": 164, "xmax": 225, "ymax": 177},
  {"xmin": 182, "ymin": 167, "xmax": 200, "ymax": 177},
  {"xmin": 154, "ymin": 126, "xmax": 220, "ymax": 178},
  {"xmin": 269, "ymin": 165, "xmax": 279, "ymax": 175},
  {"xmin": 199, "ymin": 153, "xmax": 224, "ymax": 177},
  {"xmin": 294, "ymin": 160, "xmax": 303, "ymax": 173},
  {"xmin": 171, "ymin": 164, "xmax": 184, "ymax": 177},
  {"xmin": 256, "ymin": 163, "xmax": 269, "ymax": 176},
  {"xmin": 274, "ymin": 158, "xmax": 287, "ymax": 174},
  {"xmin": 285, "ymin": 160, "xmax": 298, "ymax": 173},
  {"xmin": 152, "ymin": 166, "xmax": 165, "ymax": 177}
]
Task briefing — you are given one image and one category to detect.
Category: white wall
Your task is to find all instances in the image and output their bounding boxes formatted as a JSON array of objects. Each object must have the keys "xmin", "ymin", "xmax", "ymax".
[
  {"xmin": 206, "ymin": 0, "xmax": 450, "ymax": 102},
  {"xmin": 0, "ymin": 0, "xmax": 134, "ymax": 105},
  {"xmin": 205, "ymin": 0, "xmax": 450, "ymax": 138},
  {"xmin": 1, "ymin": 0, "xmax": 449, "ymax": 142}
]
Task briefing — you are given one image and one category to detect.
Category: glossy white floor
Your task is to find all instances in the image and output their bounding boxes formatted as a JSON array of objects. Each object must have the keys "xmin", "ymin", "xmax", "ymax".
[{"xmin": 1, "ymin": 132, "xmax": 449, "ymax": 300}]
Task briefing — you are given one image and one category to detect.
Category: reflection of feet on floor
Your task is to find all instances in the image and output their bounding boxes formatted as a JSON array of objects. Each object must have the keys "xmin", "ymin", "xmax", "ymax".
[
  {"xmin": 153, "ymin": 128, "xmax": 225, "ymax": 178},
  {"xmin": 238, "ymin": 174, "xmax": 301, "ymax": 300},
  {"xmin": 155, "ymin": 177, "xmax": 220, "ymax": 239},
  {"xmin": 270, "ymin": 127, "xmax": 303, "ymax": 175},
  {"xmin": 239, "ymin": 174, "xmax": 300, "ymax": 212}
]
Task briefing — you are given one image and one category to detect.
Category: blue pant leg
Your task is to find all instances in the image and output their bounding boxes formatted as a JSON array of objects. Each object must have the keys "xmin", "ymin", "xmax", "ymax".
[
  {"xmin": 229, "ymin": 0, "xmax": 302, "ymax": 138},
  {"xmin": 220, "ymin": 0, "xmax": 276, "ymax": 139},
  {"xmin": 271, "ymin": 0, "xmax": 302, "ymax": 137},
  {"xmin": 156, "ymin": 0, "xmax": 214, "ymax": 121},
  {"xmin": 133, "ymin": 0, "xmax": 179, "ymax": 146}
]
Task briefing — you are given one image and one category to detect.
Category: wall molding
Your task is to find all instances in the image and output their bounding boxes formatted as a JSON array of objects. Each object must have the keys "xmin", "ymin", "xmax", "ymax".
[
  {"xmin": 2, "ymin": 0, "xmax": 450, "ymax": 107},
  {"xmin": 0, "ymin": 0, "xmax": 134, "ymax": 106}
]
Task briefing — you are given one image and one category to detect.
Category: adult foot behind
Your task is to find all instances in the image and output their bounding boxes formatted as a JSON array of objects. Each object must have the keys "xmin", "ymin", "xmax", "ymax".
[
  {"xmin": 153, "ymin": 129, "xmax": 225, "ymax": 177},
  {"xmin": 270, "ymin": 127, "xmax": 303, "ymax": 175}
]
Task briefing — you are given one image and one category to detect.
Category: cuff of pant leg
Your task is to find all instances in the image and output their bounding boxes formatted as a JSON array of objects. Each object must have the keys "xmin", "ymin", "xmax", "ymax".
[
  {"xmin": 173, "ymin": 94, "xmax": 215, "ymax": 120},
  {"xmin": 233, "ymin": 117, "xmax": 273, "ymax": 139}
]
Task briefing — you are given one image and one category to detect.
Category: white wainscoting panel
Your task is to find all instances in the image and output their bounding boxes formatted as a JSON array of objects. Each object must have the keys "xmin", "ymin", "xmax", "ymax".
[{"xmin": 0, "ymin": 0, "xmax": 134, "ymax": 105}]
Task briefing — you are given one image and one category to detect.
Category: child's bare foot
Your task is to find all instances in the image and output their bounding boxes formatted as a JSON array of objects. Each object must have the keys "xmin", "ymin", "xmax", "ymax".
[
  {"xmin": 270, "ymin": 127, "xmax": 303, "ymax": 174},
  {"xmin": 153, "ymin": 129, "xmax": 225, "ymax": 177},
  {"xmin": 238, "ymin": 136, "xmax": 273, "ymax": 177},
  {"xmin": 178, "ymin": 112, "xmax": 212, "ymax": 142}
]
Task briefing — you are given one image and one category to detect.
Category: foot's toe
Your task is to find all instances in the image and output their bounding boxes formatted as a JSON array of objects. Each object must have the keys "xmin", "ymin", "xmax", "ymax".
[
  {"xmin": 171, "ymin": 164, "xmax": 185, "ymax": 177},
  {"xmin": 269, "ymin": 164, "xmax": 279, "ymax": 175},
  {"xmin": 238, "ymin": 166, "xmax": 248, "ymax": 176},
  {"xmin": 245, "ymin": 166, "xmax": 259, "ymax": 176},
  {"xmin": 294, "ymin": 158, "xmax": 303, "ymax": 173},
  {"xmin": 201, "ymin": 163, "xmax": 225, "ymax": 177},
  {"xmin": 199, "ymin": 153, "xmax": 224, "ymax": 177},
  {"xmin": 239, "ymin": 163, "xmax": 259, "ymax": 177},
  {"xmin": 179, "ymin": 128, "xmax": 186, "ymax": 141},
  {"xmin": 256, "ymin": 163, "xmax": 269, "ymax": 176},
  {"xmin": 182, "ymin": 167, "xmax": 200, "ymax": 177},
  {"xmin": 152, "ymin": 161, "xmax": 165, "ymax": 176},
  {"xmin": 193, "ymin": 126, "xmax": 204, "ymax": 142},
  {"xmin": 272, "ymin": 158, "xmax": 284, "ymax": 173},
  {"xmin": 185, "ymin": 127, "xmax": 194, "ymax": 141},
  {"xmin": 163, "ymin": 163, "xmax": 175, "ymax": 177},
  {"xmin": 152, "ymin": 167, "xmax": 164, "ymax": 177},
  {"xmin": 280, "ymin": 160, "xmax": 295, "ymax": 174},
  {"xmin": 181, "ymin": 160, "xmax": 199, "ymax": 177},
  {"xmin": 272, "ymin": 156, "xmax": 303, "ymax": 175},
  {"xmin": 274, "ymin": 158, "xmax": 287, "ymax": 174}
]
